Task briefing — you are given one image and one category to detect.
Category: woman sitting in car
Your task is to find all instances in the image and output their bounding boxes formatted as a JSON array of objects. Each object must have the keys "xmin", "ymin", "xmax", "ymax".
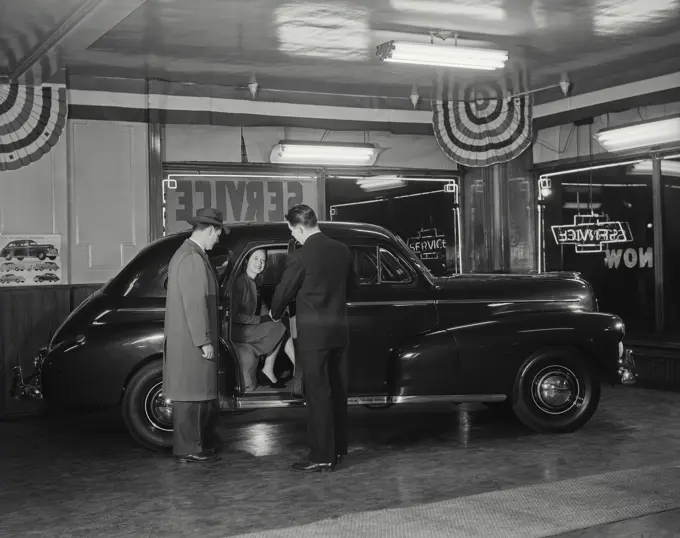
[{"xmin": 230, "ymin": 249, "xmax": 296, "ymax": 390}]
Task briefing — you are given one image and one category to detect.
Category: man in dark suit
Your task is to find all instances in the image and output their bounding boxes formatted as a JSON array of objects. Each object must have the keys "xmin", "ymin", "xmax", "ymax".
[
  {"xmin": 163, "ymin": 207, "xmax": 228, "ymax": 463},
  {"xmin": 270, "ymin": 204, "xmax": 351, "ymax": 472}
]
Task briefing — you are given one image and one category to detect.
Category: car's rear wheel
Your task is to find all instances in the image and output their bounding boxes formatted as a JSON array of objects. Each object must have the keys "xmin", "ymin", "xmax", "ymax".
[
  {"xmin": 511, "ymin": 349, "xmax": 600, "ymax": 434},
  {"xmin": 37, "ymin": 253, "xmax": 46, "ymax": 260},
  {"xmin": 121, "ymin": 360, "xmax": 173, "ymax": 452}
]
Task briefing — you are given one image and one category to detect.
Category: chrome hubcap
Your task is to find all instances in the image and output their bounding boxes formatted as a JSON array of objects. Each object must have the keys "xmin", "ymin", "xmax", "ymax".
[
  {"xmin": 531, "ymin": 366, "xmax": 580, "ymax": 415},
  {"xmin": 144, "ymin": 382, "xmax": 173, "ymax": 432}
]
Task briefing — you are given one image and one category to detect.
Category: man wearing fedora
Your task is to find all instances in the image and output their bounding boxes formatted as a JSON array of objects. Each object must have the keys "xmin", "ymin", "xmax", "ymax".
[{"xmin": 163, "ymin": 207, "xmax": 228, "ymax": 463}]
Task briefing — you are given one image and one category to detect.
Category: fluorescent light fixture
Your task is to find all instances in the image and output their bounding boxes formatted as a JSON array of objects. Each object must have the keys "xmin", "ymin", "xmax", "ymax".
[
  {"xmin": 376, "ymin": 40, "xmax": 508, "ymax": 70},
  {"xmin": 270, "ymin": 141, "xmax": 378, "ymax": 166},
  {"xmin": 630, "ymin": 159, "xmax": 680, "ymax": 177},
  {"xmin": 595, "ymin": 115, "xmax": 680, "ymax": 152},
  {"xmin": 356, "ymin": 178, "xmax": 406, "ymax": 191}
]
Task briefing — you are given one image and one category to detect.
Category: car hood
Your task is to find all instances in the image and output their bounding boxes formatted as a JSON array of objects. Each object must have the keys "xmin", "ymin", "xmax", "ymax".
[{"xmin": 432, "ymin": 271, "xmax": 593, "ymax": 304}]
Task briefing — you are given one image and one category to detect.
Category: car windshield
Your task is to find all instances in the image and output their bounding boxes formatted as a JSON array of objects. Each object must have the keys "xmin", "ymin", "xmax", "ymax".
[{"xmin": 395, "ymin": 235, "xmax": 435, "ymax": 285}]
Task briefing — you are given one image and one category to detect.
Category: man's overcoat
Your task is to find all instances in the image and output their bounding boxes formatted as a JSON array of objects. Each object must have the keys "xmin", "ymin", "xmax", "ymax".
[{"xmin": 163, "ymin": 239, "xmax": 219, "ymax": 401}]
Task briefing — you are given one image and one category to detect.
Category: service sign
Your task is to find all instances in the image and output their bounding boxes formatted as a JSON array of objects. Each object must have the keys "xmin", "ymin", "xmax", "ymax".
[
  {"xmin": 164, "ymin": 175, "xmax": 319, "ymax": 234},
  {"xmin": 407, "ymin": 229, "xmax": 447, "ymax": 260},
  {"xmin": 551, "ymin": 215, "xmax": 633, "ymax": 254}
]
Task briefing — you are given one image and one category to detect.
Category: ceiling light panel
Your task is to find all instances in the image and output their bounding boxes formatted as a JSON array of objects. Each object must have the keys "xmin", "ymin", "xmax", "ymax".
[
  {"xmin": 595, "ymin": 116, "xmax": 680, "ymax": 152},
  {"xmin": 377, "ymin": 41, "xmax": 508, "ymax": 70}
]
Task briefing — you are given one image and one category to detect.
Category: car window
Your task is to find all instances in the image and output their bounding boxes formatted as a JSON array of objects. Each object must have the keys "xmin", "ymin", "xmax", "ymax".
[
  {"xmin": 350, "ymin": 245, "xmax": 414, "ymax": 285},
  {"xmin": 229, "ymin": 243, "xmax": 289, "ymax": 287},
  {"xmin": 379, "ymin": 247, "xmax": 414, "ymax": 283},
  {"xmin": 351, "ymin": 246, "xmax": 379, "ymax": 284}
]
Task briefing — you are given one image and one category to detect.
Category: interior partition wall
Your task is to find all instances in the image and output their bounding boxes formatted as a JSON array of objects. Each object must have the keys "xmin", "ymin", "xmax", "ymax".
[
  {"xmin": 461, "ymin": 150, "xmax": 535, "ymax": 274},
  {"xmin": 536, "ymin": 152, "xmax": 680, "ymax": 337}
]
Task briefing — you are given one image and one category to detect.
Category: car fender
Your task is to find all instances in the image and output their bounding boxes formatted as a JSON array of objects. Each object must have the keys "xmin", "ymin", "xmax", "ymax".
[
  {"xmin": 42, "ymin": 323, "xmax": 240, "ymax": 407},
  {"xmin": 389, "ymin": 328, "xmax": 460, "ymax": 397},
  {"xmin": 446, "ymin": 310, "xmax": 625, "ymax": 395}
]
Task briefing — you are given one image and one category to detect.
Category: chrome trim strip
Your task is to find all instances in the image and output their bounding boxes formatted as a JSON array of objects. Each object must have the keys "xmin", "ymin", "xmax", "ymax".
[
  {"xmin": 347, "ymin": 300, "xmax": 435, "ymax": 307},
  {"xmin": 237, "ymin": 398, "xmax": 305, "ymax": 409},
  {"xmin": 392, "ymin": 394, "xmax": 506, "ymax": 404},
  {"xmin": 117, "ymin": 307, "xmax": 166, "ymax": 313},
  {"xmin": 435, "ymin": 298, "xmax": 581, "ymax": 305},
  {"xmin": 235, "ymin": 394, "xmax": 506, "ymax": 408},
  {"xmin": 348, "ymin": 396, "xmax": 389, "ymax": 405}
]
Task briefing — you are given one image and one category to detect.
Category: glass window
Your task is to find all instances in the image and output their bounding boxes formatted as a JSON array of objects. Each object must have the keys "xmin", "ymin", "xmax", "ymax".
[
  {"xmin": 541, "ymin": 164, "xmax": 655, "ymax": 334},
  {"xmin": 379, "ymin": 247, "xmax": 413, "ymax": 283},
  {"xmin": 662, "ymin": 157, "xmax": 680, "ymax": 333},
  {"xmin": 329, "ymin": 182, "xmax": 461, "ymax": 276},
  {"xmin": 350, "ymin": 245, "xmax": 413, "ymax": 285}
]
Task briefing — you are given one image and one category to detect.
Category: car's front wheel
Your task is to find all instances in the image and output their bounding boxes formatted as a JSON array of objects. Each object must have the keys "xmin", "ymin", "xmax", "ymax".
[
  {"xmin": 121, "ymin": 360, "xmax": 173, "ymax": 451},
  {"xmin": 511, "ymin": 349, "xmax": 600, "ymax": 434}
]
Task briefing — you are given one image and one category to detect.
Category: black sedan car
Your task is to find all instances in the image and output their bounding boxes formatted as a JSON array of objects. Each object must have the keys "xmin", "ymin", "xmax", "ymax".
[{"xmin": 13, "ymin": 222, "xmax": 635, "ymax": 451}]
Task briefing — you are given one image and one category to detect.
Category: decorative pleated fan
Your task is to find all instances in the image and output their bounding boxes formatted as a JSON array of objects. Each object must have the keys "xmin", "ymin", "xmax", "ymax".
[
  {"xmin": 431, "ymin": 71, "xmax": 532, "ymax": 168},
  {"xmin": 0, "ymin": 83, "xmax": 68, "ymax": 171}
]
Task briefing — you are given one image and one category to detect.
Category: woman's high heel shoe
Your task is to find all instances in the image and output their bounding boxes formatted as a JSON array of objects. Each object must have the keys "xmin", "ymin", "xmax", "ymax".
[{"xmin": 257, "ymin": 370, "xmax": 286, "ymax": 389}]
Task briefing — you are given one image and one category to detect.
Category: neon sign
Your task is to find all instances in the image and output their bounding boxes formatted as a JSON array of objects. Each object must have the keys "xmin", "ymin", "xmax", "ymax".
[
  {"xmin": 551, "ymin": 214, "xmax": 633, "ymax": 253},
  {"xmin": 408, "ymin": 228, "xmax": 447, "ymax": 260}
]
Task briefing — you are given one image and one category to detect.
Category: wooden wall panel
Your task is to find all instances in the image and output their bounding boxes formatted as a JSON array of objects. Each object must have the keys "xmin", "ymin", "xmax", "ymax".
[
  {"xmin": 0, "ymin": 137, "xmax": 69, "ymax": 282},
  {"xmin": 0, "ymin": 284, "xmax": 102, "ymax": 418},
  {"xmin": 69, "ymin": 120, "xmax": 149, "ymax": 284}
]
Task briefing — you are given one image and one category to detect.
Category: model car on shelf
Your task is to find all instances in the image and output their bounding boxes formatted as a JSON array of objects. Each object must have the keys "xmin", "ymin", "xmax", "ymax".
[
  {"xmin": 1, "ymin": 239, "xmax": 59, "ymax": 261},
  {"xmin": 33, "ymin": 273, "xmax": 60, "ymax": 283},
  {"xmin": 12, "ymin": 222, "xmax": 635, "ymax": 451},
  {"xmin": 33, "ymin": 261, "xmax": 60, "ymax": 272},
  {"xmin": 0, "ymin": 273, "xmax": 26, "ymax": 284},
  {"xmin": 0, "ymin": 262, "xmax": 24, "ymax": 272}
]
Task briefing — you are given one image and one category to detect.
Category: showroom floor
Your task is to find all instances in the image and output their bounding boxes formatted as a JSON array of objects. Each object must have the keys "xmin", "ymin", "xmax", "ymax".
[{"xmin": 1, "ymin": 386, "xmax": 680, "ymax": 537}]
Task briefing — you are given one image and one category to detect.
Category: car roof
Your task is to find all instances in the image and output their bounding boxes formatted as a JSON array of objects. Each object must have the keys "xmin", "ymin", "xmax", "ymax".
[{"xmin": 158, "ymin": 220, "xmax": 399, "ymax": 247}]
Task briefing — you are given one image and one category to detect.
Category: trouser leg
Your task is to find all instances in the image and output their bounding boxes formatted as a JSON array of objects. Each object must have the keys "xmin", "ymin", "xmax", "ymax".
[
  {"xmin": 298, "ymin": 349, "xmax": 334, "ymax": 463},
  {"xmin": 172, "ymin": 400, "xmax": 208, "ymax": 456},
  {"xmin": 202, "ymin": 398, "xmax": 221, "ymax": 449},
  {"xmin": 329, "ymin": 347, "xmax": 349, "ymax": 457}
]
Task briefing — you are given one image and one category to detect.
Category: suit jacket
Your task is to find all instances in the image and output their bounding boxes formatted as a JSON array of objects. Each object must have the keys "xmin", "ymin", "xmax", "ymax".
[
  {"xmin": 162, "ymin": 239, "xmax": 219, "ymax": 401},
  {"xmin": 231, "ymin": 273, "xmax": 265, "ymax": 325},
  {"xmin": 271, "ymin": 232, "xmax": 351, "ymax": 351}
]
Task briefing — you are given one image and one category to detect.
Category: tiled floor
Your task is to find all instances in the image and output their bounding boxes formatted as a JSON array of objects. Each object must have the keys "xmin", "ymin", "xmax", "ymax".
[{"xmin": 1, "ymin": 385, "xmax": 680, "ymax": 537}]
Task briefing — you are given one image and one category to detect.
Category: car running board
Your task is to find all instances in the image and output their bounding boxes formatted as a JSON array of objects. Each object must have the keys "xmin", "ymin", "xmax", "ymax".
[{"xmin": 235, "ymin": 393, "xmax": 507, "ymax": 409}]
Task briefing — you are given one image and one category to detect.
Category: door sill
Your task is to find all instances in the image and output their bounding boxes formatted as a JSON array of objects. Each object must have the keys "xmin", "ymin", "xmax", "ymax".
[{"xmin": 231, "ymin": 393, "xmax": 507, "ymax": 410}]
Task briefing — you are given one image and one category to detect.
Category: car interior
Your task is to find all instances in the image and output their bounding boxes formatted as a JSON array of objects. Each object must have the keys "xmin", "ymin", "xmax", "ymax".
[
  {"xmin": 220, "ymin": 243, "xmax": 297, "ymax": 396},
  {"xmin": 212, "ymin": 239, "xmax": 414, "ymax": 397}
]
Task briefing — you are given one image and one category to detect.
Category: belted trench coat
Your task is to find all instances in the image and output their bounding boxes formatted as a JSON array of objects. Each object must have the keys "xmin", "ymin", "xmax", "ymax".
[{"xmin": 162, "ymin": 239, "xmax": 219, "ymax": 402}]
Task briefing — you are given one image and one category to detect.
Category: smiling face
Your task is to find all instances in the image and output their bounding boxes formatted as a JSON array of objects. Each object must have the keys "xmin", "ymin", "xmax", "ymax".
[{"xmin": 246, "ymin": 249, "xmax": 266, "ymax": 276}]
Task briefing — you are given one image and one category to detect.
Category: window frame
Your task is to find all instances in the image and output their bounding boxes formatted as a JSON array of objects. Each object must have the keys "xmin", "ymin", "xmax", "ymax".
[{"xmin": 350, "ymin": 243, "xmax": 416, "ymax": 286}]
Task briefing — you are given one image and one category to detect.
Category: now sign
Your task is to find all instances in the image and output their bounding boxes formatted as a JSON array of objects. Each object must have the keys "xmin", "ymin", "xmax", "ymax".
[{"xmin": 164, "ymin": 175, "xmax": 319, "ymax": 234}]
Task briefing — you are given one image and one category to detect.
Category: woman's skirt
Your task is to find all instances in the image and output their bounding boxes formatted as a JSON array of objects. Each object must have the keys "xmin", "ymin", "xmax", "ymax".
[{"xmin": 231, "ymin": 320, "xmax": 287, "ymax": 356}]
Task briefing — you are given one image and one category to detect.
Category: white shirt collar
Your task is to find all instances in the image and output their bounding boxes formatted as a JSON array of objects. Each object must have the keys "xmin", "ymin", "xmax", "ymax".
[{"xmin": 189, "ymin": 238, "xmax": 205, "ymax": 252}]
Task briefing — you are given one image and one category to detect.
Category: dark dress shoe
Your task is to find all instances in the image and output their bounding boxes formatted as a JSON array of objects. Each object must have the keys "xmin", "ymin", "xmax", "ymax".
[
  {"xmin": 174, "ymin": 451, "xmax": 220, "ymax": 463},
  {"xmin": 291, "ymin": 460, "xmax": 334, "ymax": 472}
]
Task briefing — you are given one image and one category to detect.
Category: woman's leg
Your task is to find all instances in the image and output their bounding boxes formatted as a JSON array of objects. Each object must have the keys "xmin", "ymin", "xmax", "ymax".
[
  {"xmin": 262, "ymin": 340, "xmax": 283, "ymax": 383},
  {"xmin": 284, "ymin": 336, "xmax": 296, "ymax": 367}
]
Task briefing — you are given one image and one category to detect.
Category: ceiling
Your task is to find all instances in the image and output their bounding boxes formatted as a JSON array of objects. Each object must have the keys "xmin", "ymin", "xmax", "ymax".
[{"xmin": 1, "ymin": 0, "xmax": 680, "ymax": 104}]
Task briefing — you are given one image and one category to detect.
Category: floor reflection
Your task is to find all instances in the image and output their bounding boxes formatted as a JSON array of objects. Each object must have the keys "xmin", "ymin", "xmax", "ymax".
[{"xmin": 1, "ymin": 386, "xmax": 679, "ymax": 537}]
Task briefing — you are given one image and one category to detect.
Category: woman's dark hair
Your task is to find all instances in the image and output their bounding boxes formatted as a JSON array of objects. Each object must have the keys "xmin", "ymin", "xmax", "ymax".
[{"xmin": 242, "ymin": 248, "xmax": 267, "ymax": 286}]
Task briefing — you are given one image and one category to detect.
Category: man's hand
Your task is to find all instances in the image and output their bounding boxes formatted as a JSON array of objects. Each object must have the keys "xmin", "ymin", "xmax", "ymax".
[{"xmin": 201, "ymin": 344, "xmax": 215, "ymax": 360}]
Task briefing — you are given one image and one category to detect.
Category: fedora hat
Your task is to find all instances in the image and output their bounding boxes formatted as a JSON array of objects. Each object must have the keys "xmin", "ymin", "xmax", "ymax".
[{"xmin": 187, "ymin": 207, "xmax": 229, "ymax": 232}]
